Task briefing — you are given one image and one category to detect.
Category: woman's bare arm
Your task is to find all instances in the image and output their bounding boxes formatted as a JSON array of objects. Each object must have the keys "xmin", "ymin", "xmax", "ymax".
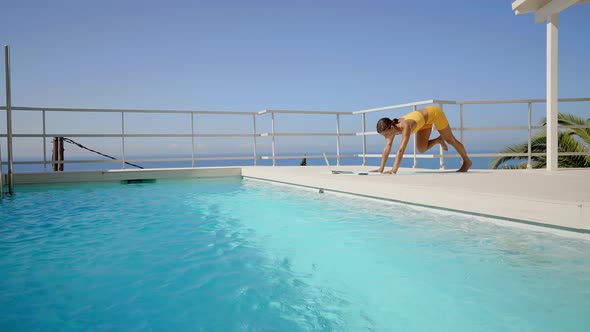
[
  {"xmin": 370, "ymin": 136, "xmax": 394, "ymax": 172},
  {"xmin": 388, "ymin": 127, "xmax": 411, "ymax": 174}
]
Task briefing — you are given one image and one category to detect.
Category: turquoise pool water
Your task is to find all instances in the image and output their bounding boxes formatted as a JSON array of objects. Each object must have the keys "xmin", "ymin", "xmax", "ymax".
[{"xmin": 1, "ymin": 178, "xmax": 589, "ymax": 331}]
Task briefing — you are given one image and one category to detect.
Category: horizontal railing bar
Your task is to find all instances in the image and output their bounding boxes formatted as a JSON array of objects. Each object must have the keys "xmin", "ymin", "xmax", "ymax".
[
  {"xmin": 350, "ymin": 97, "xmax": 590, "ymax": 115},
  {"xmin": 0, "ymin": 106, "xmax": 257, "ymax": 115},
  {"xmin": 432, "ymin": 99, "xmax": 458, "ymax": 105},
  {"xmin": 6, "ymin": 151, "xmax": 588, "ymax": 166},
  {"xmin": 8, "ymin": 159, "xmax": 122, "ymax": 165},
  {"xmin": 459, "ymin": 126, "xmax": 538, "ymax": 131},
  {"xmin": 362, "ymin": 153, "xmax": 450, "ymax": 159},
  {"xmin": 557, "ymin": 152, "xmax": 590, "ymax": 156},
  {"xmin": 7, "ymin": 125, "xmax": 583, "ymax": 138},
  {"xmin": 469, "ymin": 153, "xmax": 545, "ymax": 157},
  {"xmin": 259, "ymin": 132, "xmax": 357, "ymax": 137},
  {"xmin": 191, "ymin": 156, "xmax": 256, "ymax": 161},
  {"xmin": 361, "ymin": 152, "xmax": 590, "ymax": 159},
  {"xmin": 353, "ymin": 100, "xmax": 435, "ymax": 114},
  {"xmin": 453, "ymin": 97, "xmax": 590, "ymax": 105},
  {"xmin": 194, "ymin": 134, "xmax": 259, "ymax": 137},
  {"xmin": 125, "ymin": 156, "xmax": 256, "ymax": 162},
  {"xmin": 355, "ymin": 126, "xmax": 547, "ymax": 136},
  {"xmin": 123, "ymin": 133, "xmax": 259, "ymax": 138},
  {"xmin": 1, "ymin": 126, "xmax": 554, "ymax": 139},
  {"xmin": 3, "ymin": 156, "xmax": 259, "ymax": 165},
  {"xmin": 433, "ymin": 153, "xmax": 548, "ymax": 158},
  {"xmin": 259, "ymin": 154, "xmax": 356, "ymax": 160},
  {"xmin": 1, "ymin": 133, "xmax": 260, "ymax": 138},
  {"xmin": 356, "ymin": 131, "xmax": 377, "ymax": 136},
  {"xmin": 560, "ymin": 125, "xmax": 590, "ymax": 129},
  {"xmin": 259, "ymin": 110, "xmax": 352, "ymax": 115},
  {"xmin": 1, "ymin": 98, "xmax": 587, "ymax": 116}
]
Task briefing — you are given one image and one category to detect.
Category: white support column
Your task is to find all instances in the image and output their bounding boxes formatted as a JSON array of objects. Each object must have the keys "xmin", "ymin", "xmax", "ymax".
[{"xmin": 546, "ymin": 13, "xmax": 559, "ymax": 171}]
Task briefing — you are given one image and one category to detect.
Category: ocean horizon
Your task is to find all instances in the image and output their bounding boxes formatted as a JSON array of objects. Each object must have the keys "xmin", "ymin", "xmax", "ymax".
[{"xmin": 4, "ymin": 151, "xmax": 503, "ymax": 173}]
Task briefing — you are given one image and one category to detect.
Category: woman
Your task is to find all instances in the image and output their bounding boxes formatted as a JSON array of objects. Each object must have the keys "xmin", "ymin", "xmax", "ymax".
[{"xmin": 371, "ymin": 105, "xmax": 472, "ymax": 174}]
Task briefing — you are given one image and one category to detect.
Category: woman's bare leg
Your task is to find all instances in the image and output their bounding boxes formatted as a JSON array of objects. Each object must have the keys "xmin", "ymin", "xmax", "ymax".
[
  {"xmin": 415, "ymin": 128, "xmax": 448, "ymax": 153},
  {"xmin": 431, "ymin": 136, "xmax": 448, "ymax": 151},
  {"xmin": 437, "ymin": 127, "xmax": 472, "ymax": 172}
]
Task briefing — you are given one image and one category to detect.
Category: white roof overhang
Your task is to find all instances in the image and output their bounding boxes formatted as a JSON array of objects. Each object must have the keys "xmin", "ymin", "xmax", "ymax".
[{"xmin": 512, "ymin": 0, "xmax": 590, "ymax": 22}]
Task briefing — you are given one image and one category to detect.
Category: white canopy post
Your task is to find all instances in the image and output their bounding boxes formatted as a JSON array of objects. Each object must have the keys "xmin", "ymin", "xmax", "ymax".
[
  {"xmin": 511, "ymin": 0, "xmax": 590, "ymax": 171},
  {"xmin": 546, "ymin": 13, "xmax": 559, "ymax": 171}
]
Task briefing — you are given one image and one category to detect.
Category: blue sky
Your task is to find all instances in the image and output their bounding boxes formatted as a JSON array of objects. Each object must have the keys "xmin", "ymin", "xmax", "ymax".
[{"xmin": 1, "ymin": 0, "xmax": 589, "ymax": 159}]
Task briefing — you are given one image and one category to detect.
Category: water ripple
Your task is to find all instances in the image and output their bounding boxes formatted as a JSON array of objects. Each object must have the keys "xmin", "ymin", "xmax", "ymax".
[{"xmin": 1, "ymin": 179, "xmax": 589, "ymax": 331}]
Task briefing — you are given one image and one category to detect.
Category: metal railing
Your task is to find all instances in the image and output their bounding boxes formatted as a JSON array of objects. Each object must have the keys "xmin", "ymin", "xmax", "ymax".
[
  {"xmin": 1, "ymin": 98, "xmax": 589, "ymax": 191},
  {"xmin": 0, "ymin": 106, "xmax": 261, "ymax": 170},
  {"xmin": 258, "ymin": 109, "xmax": 355, "ymax": 166},
  {"xmin": 0, "ymin": 106, "xmax": 357, "ymax": 170},
  {"xmin": 0, "ymin": 98, "xmax": 590, "ymax": 174},
  {"xmin": 355, "ymin": 98, "xmax": 590, "ymax": 169}
]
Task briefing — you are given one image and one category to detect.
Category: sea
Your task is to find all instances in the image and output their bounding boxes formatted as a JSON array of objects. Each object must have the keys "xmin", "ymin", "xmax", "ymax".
[{"xmin": 4, "ymin": 152, "xmax": 499, "ymax": 173}]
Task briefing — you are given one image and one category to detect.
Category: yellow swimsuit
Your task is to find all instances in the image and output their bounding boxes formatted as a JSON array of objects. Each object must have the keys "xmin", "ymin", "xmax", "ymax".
[{"xmin": 401, "ymin": 105, "xmax": 449, "ymax": 134}]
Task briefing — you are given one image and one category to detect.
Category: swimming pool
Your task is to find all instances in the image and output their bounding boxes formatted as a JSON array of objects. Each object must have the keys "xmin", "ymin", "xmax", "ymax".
[{"xmin": 1, "ymin": 178, "xmax": 589, "ymax": 331}]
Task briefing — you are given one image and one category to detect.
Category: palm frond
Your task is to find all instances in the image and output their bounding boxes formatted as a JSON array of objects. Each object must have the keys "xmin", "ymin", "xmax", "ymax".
[
  {"xmin": 489, "ymin": 131, "xmax": 547, "ymax": 169},
  {"xmin": 491, "ymin": 128, "xmax": 590, "ymax": 169},
  {"xmin": 540, "ymin": 113, "xmax": 590, "ymax": 148}
]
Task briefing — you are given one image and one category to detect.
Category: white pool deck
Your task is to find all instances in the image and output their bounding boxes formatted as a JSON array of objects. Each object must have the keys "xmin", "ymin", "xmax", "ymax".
[
  {"xmin": 241, "ymin": 166, "xmax": 590, "ymax": 234},
  {"xmin": 7, "ymin": 166, "xmax": 590, "ymax": 235}
]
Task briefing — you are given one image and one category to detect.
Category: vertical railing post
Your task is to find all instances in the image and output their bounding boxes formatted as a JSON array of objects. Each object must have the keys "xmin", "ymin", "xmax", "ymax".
[
  {"xmin": 4, "ymin": 45, "xmax": 14, "ymax": 194},
  {"xmin": 271, "ymin": 112, "xmax": 276, "ymax": 166},
  {"xmin": 252, "ymin": 114, "xmax": 258, "ymax": 166},
  {"xmin": 361, "ymin": 113, "xmax": 367, "ymax": 166},
  {"xmin": 439, "ymin": 103, "xmax": 445, "ymax": 169},
  {"xmin": 336, "ymin": 113, "xmax": 341, "ymax": 166},
  {"xmin": 412, "ymin": 105, "xmax": 418, "ymax": 168},
  {"xmin": 527, "ymin": 102, "xmax": 532, "ymax": 169},
  {"xmin": 121, "ymin": 112, "xmax": 126, "ymax": 169},
  {"xmin": 191, "ymin": 112, "xmax": 195, "ymax": 167},
  {"xmin": 459, "ymin": 104, "xmax": 464, "ymax": 144},
  {"xmin": 42, "ymin": 110, "xmax": 47, "ymax": 172}
]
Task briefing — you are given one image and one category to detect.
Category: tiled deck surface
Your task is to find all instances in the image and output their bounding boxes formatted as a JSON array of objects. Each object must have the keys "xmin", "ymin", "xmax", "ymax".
[{"xmin": 241, "ymin": 166, "xmax": 590, "ymax": 233}]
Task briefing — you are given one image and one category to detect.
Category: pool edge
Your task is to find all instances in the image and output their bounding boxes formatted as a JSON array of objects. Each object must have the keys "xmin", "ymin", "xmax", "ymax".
[{"xmin": 243, "ymin": 175, "xmax": 590, "ymax": 239}]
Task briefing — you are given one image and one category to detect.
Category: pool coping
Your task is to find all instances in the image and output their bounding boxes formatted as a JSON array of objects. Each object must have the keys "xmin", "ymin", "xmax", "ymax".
[
  {"xmin": 4, "ymin": 166, "xmax": 589, "ymax": 237},
  {"xmin": 240, "ymin": 166, "xmax": 590, "ymax": 236},
  {"xmin": 5, "ymin": 167, "xmax": 242, "ymax": 184},
  {"xmin": 243, "ymin": 176, "xmax": 590, "ymax": 240}
]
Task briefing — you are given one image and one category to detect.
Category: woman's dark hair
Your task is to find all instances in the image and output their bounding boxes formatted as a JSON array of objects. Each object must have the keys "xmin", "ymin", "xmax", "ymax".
[{"xmin": 376, "ymin": 118, "xmax": 398, "ymax": 133}]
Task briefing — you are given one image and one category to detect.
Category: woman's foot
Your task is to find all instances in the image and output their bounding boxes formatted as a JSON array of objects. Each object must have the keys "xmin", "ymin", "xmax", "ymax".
[{"xmin": 457, "ymin": 159, "xmax": 473, "ymax": 172}]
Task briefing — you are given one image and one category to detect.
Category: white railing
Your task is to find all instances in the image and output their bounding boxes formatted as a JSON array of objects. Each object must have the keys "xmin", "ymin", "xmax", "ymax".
[
  {"xmin": 1, "ymin": 98, "xmax": 589, "ymax": 177},
  {"xmin": 258, "ymin": 109, "xmax": 355, "ymax": 166},
  {"xmin": 355, "ymin": 98, "xmax": 590, "ymax": 169}
]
